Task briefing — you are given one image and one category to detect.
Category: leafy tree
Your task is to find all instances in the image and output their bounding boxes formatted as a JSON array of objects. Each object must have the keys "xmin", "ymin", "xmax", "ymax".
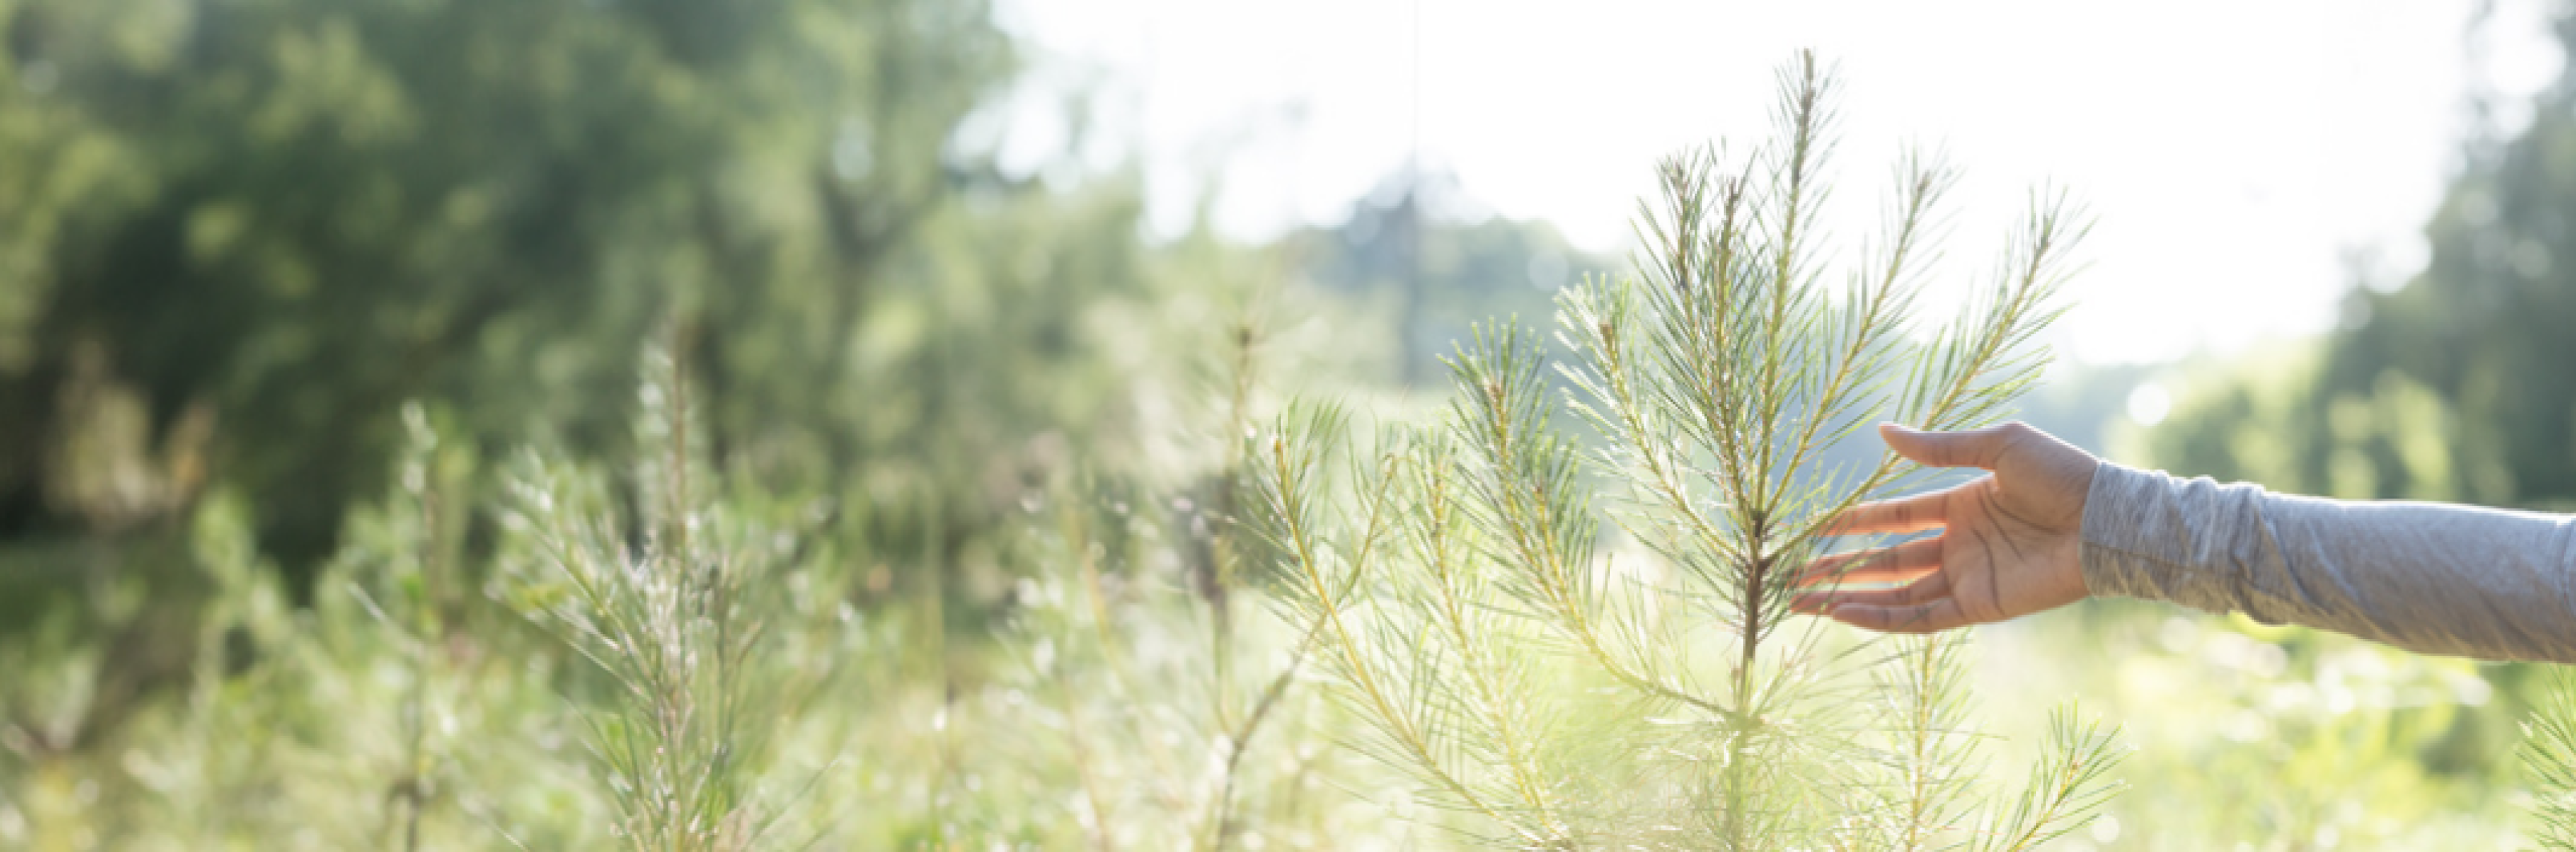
[
  {"xmin": 0, "ymin": 0, "xmax": 1158, "ymax": 584},
  {"xmin": 2138, "ymin": 9, "xmax": 2576, "ymax": 512}
]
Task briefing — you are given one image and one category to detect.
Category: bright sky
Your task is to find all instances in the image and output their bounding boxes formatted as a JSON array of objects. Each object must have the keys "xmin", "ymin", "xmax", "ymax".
[{"xmin": 993, "ymin": 1, "xmax": 2562, "ymax": 364}]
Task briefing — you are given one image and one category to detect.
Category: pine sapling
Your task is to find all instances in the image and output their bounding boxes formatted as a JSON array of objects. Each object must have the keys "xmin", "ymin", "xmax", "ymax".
[
  {"xmin": 1003, "ymin": 279, "xmax": 1337, "ymax": 850},
  {"xmin": 501, "ymin": 344, "xmax": 794, "ymax": 851},
  {"xmin": 1254, "ymin": 51, "xmax": 2122, "ymax": 850}
]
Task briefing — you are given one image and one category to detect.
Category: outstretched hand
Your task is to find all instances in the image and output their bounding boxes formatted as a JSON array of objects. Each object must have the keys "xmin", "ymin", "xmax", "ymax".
[{"xmin": 1789, "ymin": 422, "xmax": 2100, "ymax": 633}]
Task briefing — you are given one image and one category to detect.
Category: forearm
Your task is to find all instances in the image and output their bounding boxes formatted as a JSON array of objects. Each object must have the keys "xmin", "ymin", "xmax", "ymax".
[{"xmin": 2080, "ymin": 462, "xmax": 2576, "ymax": 662}]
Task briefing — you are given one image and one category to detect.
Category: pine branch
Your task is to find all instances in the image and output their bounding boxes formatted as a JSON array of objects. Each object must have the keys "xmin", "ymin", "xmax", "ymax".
[
  {"xmin": 1976, "ymin": 705, "xmax": 2123, "ymax": 852},
  {"xmin": 2522, "ymin": 669, "xmax": 2576, "ymax": 850},
  {"xmin": 1781, "ymin": 189, "xmax": 2088, "ymax": 558},
  {"xmin": 1453, "ymin": 324, "xmax": 1753, "ymax": 731},
  {"xmin": 1251, "ymin": 405, "xmax": 1562, "ymax": 848},
  {"xmin": 1399, "ymin": 432, "xmax": 1572, "ymax": 835}
]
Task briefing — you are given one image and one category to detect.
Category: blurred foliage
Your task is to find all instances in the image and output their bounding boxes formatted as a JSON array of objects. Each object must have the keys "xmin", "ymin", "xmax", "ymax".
[
  {"xmin": 1283, "ymin": 168, "xmax": 1614, "ymax": 388},
  {"xmin": 0, "ymin": 0, "xmax": 1157, "ymax": 580},
  {"xmin": 2090, "ymin": 9, "xmax": 2576, "ymax": 850},
  {"xmin": 0, "ymin": 0, "xmax": 1321, "ymax": 754},
  {"xmin": 2131, "ymin": 11, "xmax": 2576, "ymax": 512},
  {"xmin": 0, "ymin": 279, "xmax": 1421, "ymax": 848},
  {"xmin": 1989, "ymin": 601, "xmax": 2528, "ymax": 850}
]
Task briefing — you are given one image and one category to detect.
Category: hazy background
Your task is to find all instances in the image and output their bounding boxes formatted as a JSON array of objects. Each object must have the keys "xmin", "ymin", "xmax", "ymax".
[{"xmin": 1010, "ymin": 0, "xmax": 2559, "ymax": 364}]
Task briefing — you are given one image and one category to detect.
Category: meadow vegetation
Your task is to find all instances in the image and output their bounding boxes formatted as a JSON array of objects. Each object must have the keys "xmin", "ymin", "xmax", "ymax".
[{"xmin": 3, "ymin": 2, "xmax": 2575, "ymax": 850}]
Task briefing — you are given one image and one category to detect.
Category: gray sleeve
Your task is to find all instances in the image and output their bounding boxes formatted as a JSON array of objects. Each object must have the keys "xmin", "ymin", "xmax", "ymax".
[{"xmin": 2079, "ymin": 461, "xmax": 2576, "ymax": 662}]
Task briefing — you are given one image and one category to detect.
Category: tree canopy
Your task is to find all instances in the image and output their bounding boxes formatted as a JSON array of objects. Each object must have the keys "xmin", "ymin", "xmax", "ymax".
[
  {"xmin": 0, "ymin": 0, "xmax": 1181, "ymax": 574},
  {"xmin": 2139, "ymin": 14, "xmax": 2576, "ymax": 512}
]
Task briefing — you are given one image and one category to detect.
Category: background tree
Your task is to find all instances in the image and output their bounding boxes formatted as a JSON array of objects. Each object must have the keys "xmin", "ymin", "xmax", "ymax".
[
  {"xmin": 2138, "ymin": 8, "xmax": 2576, "ymax": 512},
  {"xmin": 1286, "ymin": 167, "xmax": 1615, "ymax": 389},
  {"xmin": 0, "ymin": 0, "xmax": 1248, "ymax": 757},
  {"xmin": 0, "ymin": 0, "xmax": 1157, "ymax": 584}
]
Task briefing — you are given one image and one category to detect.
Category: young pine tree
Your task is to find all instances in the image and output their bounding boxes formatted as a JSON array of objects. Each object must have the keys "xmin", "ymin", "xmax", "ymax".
[
  {"xmin": 1252, "ymin": 52, "xmax": 2120, "ymax": 850},
  {"xmin": 997, "ymin": 276, "xmax": 1384, "ymax": 850},
  {"xmin": 499, "ymin": 344, "xmax": 800, "ymax": 852}
]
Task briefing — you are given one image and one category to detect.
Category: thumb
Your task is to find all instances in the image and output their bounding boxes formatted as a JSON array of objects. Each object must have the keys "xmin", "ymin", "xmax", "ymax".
[{"xmin": 1879, "ymin": 422, "xmax": 2024, "ymax": 471}]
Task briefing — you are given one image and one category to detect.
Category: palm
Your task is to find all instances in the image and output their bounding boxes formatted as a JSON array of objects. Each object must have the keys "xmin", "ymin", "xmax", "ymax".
[
  {"xmin": 1789, "ymin": 423, "xmax": 2095, "ymax": 633},
  {"xmin": 1926, "ymin": 477, "xmax": 2081, "ymax": 621}
]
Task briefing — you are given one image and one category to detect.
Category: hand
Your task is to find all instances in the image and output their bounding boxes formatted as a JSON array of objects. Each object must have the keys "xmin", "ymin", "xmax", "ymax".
[{"xmin": 1789, "ymin": 421, "xmax": 2100, "ymax": 633}]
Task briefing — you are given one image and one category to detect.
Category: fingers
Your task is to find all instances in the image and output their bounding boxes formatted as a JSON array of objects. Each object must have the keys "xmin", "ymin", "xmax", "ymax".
[
  {"xmin": 1821, "ymin": 489, "xmax": 1952, "ymax": 537},
  {"xmin": 1880, "ymin": 421, "xmax": 2031, "ymax": 471},
  {"xmin": 1831, "ymin": 421, "xmax": 2047, "ymax": 534},
  {"xmin": 1792, "ymin": 537, "xmax": 1942, "ymax": 586},
  {"xmin": 1790, "ymin": 570, "xmax": 1950, "ymax": 612},
  {"xmin": 1825, "ymin": 597, "xmax": 1974, "ymax": 634}
]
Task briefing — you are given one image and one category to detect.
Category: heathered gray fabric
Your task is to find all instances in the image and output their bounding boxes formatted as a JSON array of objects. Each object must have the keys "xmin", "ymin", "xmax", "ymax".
[{"xmin": 2079, "ymin": 461, "xmax": 2576, "ymax": 663}]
